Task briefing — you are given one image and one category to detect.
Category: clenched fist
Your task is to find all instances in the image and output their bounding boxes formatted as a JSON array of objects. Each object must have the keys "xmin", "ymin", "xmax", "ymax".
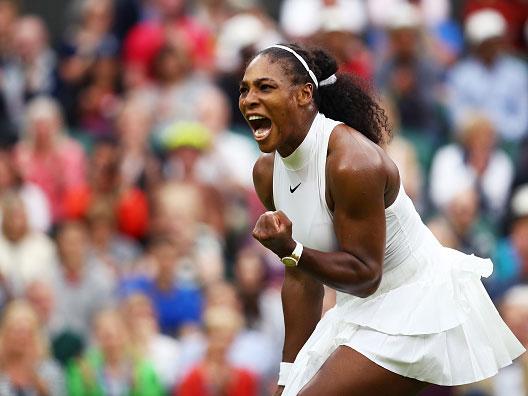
[{"xmin": 252, "ymin": 211, "xmax": 296, "ymax": 258}]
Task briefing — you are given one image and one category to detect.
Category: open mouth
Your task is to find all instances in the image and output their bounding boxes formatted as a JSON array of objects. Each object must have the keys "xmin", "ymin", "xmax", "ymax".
[{"xmin": 247, "ymin": 115, "xmax": 272, "ymax": 141}]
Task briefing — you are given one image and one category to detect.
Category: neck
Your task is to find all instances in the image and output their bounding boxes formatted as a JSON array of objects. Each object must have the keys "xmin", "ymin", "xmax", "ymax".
[
  {"xmin": 277, "ymin": 110, "xmax": 317, "ymax": 157},
  {"xmin": 206, "ymin": 349, "xmax": 228, "ymax": 365},
  {"xmin": 64, "ymin": 262, "xmax": 84, "ymax": 281},
  {"xmin": 155, "ymin": 271, "xmax": 174, "ymax": 290},
  {"xmin": 4, "ymin": 231, "xmax": 26, "ymax": 244},
  {"xmin": 34, "ymin": 141, "xmax": 53, "ymax": 153},
  {"xmin": 104, "ymin": 347, "xmax": 125, "ymax": 366},
  {"xmin": 3, "ymin": 351, "xmax": 30, "ymax": 365}
]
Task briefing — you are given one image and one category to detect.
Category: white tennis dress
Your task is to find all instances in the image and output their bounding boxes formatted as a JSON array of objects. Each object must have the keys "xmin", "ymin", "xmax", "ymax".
[{"xmin": 272, "ymin": 113, "xmax": 525, "ymax": 395}]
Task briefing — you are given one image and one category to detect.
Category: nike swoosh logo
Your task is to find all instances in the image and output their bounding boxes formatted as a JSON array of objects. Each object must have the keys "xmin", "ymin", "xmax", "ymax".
[{"xmin": 289, "ymin": 182, "xmax": 301, "ymax": 193}]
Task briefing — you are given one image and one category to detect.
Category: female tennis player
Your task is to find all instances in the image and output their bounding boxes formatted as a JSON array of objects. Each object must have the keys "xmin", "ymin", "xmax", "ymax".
[{"xmin": 239, "ymin": 43, "xmax": 524, "ymax": 395}]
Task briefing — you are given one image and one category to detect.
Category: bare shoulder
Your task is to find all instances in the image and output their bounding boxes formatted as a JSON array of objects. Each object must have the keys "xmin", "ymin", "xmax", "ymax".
[
  {"xmin": 326, "ymin": 124, "xmax": 399, "ymax": 209},
  {"xmin": 253, "ymin": 153, "xmax": 275, "ymax": 211}
]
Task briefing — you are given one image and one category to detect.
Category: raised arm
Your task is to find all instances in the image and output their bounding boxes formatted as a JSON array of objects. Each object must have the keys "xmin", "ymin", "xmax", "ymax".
[
  {"xmin": 253, "ymin": 127, "xmax": 395, "ymax": 297},
  {"xmin": 252, "ymin": 154, "xmax": 324, "ymax": 377},
  {"xmin": 252, "ymin": 130, "xmax": 398, "ymax": 392},
  {"xmin": 293, "ymin": 127, "xmax": 393, "ymax": 296}
]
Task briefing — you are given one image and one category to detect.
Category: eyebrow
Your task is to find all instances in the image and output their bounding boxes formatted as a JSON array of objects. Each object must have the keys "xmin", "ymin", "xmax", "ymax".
[{"xmin": 240, "ymin": 77, "xmax": 277, "ymax": 86}]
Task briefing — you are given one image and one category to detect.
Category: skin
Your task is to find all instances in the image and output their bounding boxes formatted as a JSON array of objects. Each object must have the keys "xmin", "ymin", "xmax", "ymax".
[{"xmin": 240, "ymin": 53, "xmax": 426, "ymax": 395}]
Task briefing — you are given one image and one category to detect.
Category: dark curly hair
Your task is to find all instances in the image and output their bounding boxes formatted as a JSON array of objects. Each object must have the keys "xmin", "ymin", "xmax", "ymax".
[{"xmin": 258, "ymin": 44, "xmax": 391, "ymax": 146}]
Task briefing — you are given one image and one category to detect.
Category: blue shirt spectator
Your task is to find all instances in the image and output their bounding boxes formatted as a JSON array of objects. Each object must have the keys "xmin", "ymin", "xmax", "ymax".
[
  {"xmin": 446, "ymin": 55, "xmax": 528, "ymax": 142},
  {"xmin": 120, "ymin": 276, "xmax": 203, "ymax": 336},
  {"xmin": 486, "ymin": 238, "xmax": 524, "ymax": 301},
  {"xmin": 446, "ymin": 10, "xmax": 528, "ymax": 143}
]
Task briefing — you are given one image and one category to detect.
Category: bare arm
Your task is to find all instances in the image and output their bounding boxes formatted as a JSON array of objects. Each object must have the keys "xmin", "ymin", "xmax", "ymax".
[
  {"xmin": 253, "ymin": 155, "xmax": 324, "ymax": 367},
  {"xmin": 290, "ymin": 130, "xmax": 391, "ymax": 296},
  {"xmin": 254, "ymin": 128, "xmax": 395, "ymax": 297},
  {"xmin": 252, "ymin": 129, "xmax": 398, "ymax": 383}
]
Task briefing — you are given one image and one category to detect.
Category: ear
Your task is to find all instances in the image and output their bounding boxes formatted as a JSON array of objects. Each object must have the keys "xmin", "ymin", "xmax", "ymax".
[{"xmin": 296, "ymin": 83, "xmax": 314, "ymax": 107}]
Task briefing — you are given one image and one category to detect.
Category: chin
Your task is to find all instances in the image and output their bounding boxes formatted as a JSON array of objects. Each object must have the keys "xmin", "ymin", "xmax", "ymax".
[{"xmin": 257, "ymin": 140, "xmax": 278, "ymax": 153}]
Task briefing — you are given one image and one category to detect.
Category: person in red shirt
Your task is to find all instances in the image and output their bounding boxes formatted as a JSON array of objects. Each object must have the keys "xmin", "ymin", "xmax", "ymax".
[
  {"xmin": 176, "ymin": 306, "xmax": 259, "ymax": 396},
  {"xmin": 122, "ymin": 0, "xmax": 214, "ymax": 87}
]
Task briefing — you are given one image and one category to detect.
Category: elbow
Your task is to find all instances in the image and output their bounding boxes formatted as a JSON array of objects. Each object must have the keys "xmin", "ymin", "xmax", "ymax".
[
  {"xmin": 356, "ymin": 274, "xmax": 382, "ymax": 298},
  {"xmin": 344, "ymin": 266, "xmax": 382, "ymax": 298}
]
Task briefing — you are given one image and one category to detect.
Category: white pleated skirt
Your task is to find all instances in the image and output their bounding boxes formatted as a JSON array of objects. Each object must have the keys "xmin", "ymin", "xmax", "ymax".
[{"xmin": 283, "ymin": 245, "xmax": 525, "ymax": 395}]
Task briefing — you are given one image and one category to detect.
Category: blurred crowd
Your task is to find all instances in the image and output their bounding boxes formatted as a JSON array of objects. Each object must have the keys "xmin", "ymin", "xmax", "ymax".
[{"xmin": 0, "ymin": 0, "xmax": 527, "ymax": 395}]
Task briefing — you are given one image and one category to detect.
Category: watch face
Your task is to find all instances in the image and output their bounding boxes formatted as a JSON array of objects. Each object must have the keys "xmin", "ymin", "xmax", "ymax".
[{"xmin": 281, "ymin": 257, "xmax": 298, "ymax": 267}]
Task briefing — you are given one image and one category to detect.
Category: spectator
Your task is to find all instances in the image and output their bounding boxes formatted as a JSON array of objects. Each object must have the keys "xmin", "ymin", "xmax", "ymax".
[
  {"xmin": 279, "ymin": 0, "xmax": 367, "ymax": 40},
  {"xmin": 176, "ymin": 305, "xmax": 259, "ymax": 396},
  {"xmin": 234, "ymin": 247, "xmax": 282, "ymax": 338},
  {"xmin": 62, "ymin": 138, "xmax": 149, "ymax": 240},
  {"xmin": 50, "ymin": 221, "xmax": 115, "ymax": 341},
  {"xmin": 0, "ymin": 0, "xmax": 18, "ymax": 58},
  {"xmin": 1, "ymin": 16, "xmax": 56, "ymax": 129},
  {"xmin": 122, "ymin": 292, "xmax": 182, "ymax": 391},
  {"xmin": 14, "ymin": 96, "xmax": 87, "ymax": 223},
  {"xmin": 58, "ymin": 0, "xmax": 120, "ymax": 131},
  {"xmin": 86, "ymin": 199, "xmax": 142, "ymax": 280},
  {"xmin": 25, "ymin": 280, "xmax": 58, "ymax": 339},
  {"xmin": 178, "ymin": 280, "xmax": 278, "ymax": 391},
  {"xmin": 120, "ymin": 236, "xmax": 203, "ymax": 337},
  {"xmin": 429, "ymin": 113, "xmax": 514, "ymax": 222},
  {"xmin": 233, "ymin": 247, "xmax": 283, "ymax": 370},
  {"xmin": 122, "ymin": 0, "xmax": 214, "ymax": 88},
  {"xmin": 77, "ymin": 54, "xmax": 122, "ymax": 138},
  {"xmin": 0, "ymin": 300, "xmax": 65, "ymax": 396},
  {"xmin": 62, "ymin": 0, "xmax": 119, "ymax": 62},
  {"xmin": 0, "ymin": 193, "xmax": 56, "ymax": 297},
  {"xmin": 116, "ymin": 96, "xmax": 162, "ymax": 192},
  {"xmin": 0, "ymin": 149, "xmax": 51, "ymax": 232},
  {"xmin": 368, "ymin": 0, "xmax": 451, "ymax": 30},
  {"xmin": 375, "ymin": 2, "xmax": 444, "ymax": 143},
  {"xmin": 160, "ymin": 120, "xmax": 227, "ymax": 241},
  {"xmin": 66, "ymin": 308, "xmax": 164, "ymax": 396},
  {"xmin": 193, "ymin": 0, "xmax": 234, "ymax": 35},
  {"xmin": 160, "ymin": 120, "xmax": 213, "ymax": 183},
  {"xmin": 312, "ymin": 10, "xmax": 373, "ymax": 81},
  {"xmin": 0, "ymin": 0, "xmax": 20, "ymax": 142},
  {"xmin": 149, "ymin": 43, "xmax": 216, "ymax": 134},
  {"xmin": 486, "ymin": 184, "xmax": 528, "ymax": 300},
  {"xmin": 462, "ymin": 0, "xmax": 528, "ymax": 51},
  {"xmin": 446, "ymin": 9, "xmax": 528, "ymax": 143},
  {"xmin": 427, "ymin": 187, "xmax": 496, "ymax": 258},
  {"xmin": 149, "ymin": 181, "xmax": 224, "ymax": 284},
  {"xmin": 510, "ymin": 138, "xmax": 528, "ymax": 195}
]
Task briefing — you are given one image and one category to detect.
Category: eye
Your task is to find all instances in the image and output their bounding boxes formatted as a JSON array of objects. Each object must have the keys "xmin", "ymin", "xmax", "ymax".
[
  {"xmin": 239, "ymin": 86, "xmax": 248, "ymax": 95},
  {"xmin": 260, "ymin": 84, "xmax": 272, "ymax": 91}
]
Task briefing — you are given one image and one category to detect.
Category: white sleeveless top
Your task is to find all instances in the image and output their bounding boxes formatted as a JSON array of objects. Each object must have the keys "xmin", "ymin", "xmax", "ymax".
[
  {"xmin": 273, "ymin": 113, "xmax": 524, "ymax": 391},
  {"xmin": 273, "ymin": 112, "xmax": 439, "ymax": 301}
]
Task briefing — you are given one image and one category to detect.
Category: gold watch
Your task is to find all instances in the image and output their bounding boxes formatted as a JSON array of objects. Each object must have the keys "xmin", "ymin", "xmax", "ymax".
[{"xmin": 281, "ymin": 241, "xmax": 303, "ymax": 267}]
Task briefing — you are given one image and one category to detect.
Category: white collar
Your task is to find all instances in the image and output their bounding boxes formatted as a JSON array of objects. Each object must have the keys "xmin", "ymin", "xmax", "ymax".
[{"xmin": 280, "ymin": 113, "xmax": 322, "ymax": 171}]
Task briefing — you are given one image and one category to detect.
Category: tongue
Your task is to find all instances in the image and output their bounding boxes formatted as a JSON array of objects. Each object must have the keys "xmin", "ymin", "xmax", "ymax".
[{"xmin": 254, "ymin": 126, "xmax": 272, "ymax": 141}]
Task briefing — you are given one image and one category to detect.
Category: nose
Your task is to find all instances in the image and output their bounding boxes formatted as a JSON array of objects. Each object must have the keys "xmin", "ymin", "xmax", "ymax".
[{"xmin": 240, "ymin": 87, "xmax": 259, "ymax": 110}]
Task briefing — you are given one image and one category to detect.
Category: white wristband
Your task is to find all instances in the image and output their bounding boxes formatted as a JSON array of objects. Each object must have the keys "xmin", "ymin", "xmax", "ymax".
[{"xmin": 278, "ymin": 362, "xmax": 293, "ymax": 386}]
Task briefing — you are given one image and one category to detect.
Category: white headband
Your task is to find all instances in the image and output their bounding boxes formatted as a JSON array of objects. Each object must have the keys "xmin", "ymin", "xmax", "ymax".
[
  {"xmin": 269, "ymin": 45, "xmax": 337, "ymax": 88},
  {"xmin": 269, "ymin": 45, "xmax": 319, "ymax": 87}
]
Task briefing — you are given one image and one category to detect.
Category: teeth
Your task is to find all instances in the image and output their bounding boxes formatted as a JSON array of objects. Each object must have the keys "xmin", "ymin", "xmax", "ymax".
[{"xmin": 248, "ymin": 115, "xmax": 265, "ymax": 121}]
